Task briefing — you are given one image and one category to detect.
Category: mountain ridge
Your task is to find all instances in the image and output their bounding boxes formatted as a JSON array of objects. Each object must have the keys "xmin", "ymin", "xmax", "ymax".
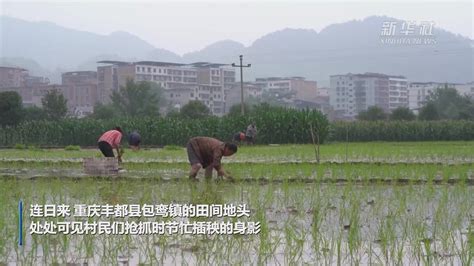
[{"xmin": 1, "ymin": 15, "xmax": 472, "ymax": 85}]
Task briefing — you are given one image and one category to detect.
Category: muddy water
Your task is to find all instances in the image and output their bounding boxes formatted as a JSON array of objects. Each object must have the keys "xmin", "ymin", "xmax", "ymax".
[{"xmin": 1, "ymin": 177, "xmax": 473, "ymax": 265}]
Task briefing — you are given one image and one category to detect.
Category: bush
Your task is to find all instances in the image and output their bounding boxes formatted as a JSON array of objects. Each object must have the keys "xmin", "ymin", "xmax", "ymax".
[
  {"xmin": 390, "ymin": 107, "xmax": 416, "ymax": 121},
  {"xmin": 14, "ymin": 143, "xmax": 26, "ymax": 150},
  {"xmin": 163, "ymin": 145, "xmax": 183, "ymax": 150},
  {"xmin": 28, "ymin": 145, "xmax": 42, "ymax": 151},
  {"xmin": 357, "ymin": 106, "xmax": 387, "ymax": 121},
  {"xmin": 65, "ymin": 145, "xmax": 81, "ymax": 151}
]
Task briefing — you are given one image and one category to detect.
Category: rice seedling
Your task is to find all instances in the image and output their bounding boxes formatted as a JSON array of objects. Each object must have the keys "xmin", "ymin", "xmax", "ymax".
[{"xmin": 0, "ymin": 141, "xmax": 472, "ymax": 264}]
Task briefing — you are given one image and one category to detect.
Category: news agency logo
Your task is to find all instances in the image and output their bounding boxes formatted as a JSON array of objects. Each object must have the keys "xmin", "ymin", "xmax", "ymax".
[{"xmin": 380, "ymin": 20, "xmax": 437, "ymax": 45}]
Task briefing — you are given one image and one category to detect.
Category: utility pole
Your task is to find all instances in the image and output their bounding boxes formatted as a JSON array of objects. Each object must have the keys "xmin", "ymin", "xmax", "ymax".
[{"xmin": 231, "ymin": 55, "xmax": 251, "ymax": 115}]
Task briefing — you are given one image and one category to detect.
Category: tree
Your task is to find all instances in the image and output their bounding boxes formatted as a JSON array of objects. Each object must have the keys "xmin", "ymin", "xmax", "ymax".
[
  {"xmin": 42, "ymin": 89, "xmax": 68, "ymax": 120},
  {"xmin": 227, "ymin": 103, "xmax": 253, "ymax": 116},
  {"xmin": 180, "ymin": 100, "xmax": 211, "ymax": 119},
  {"xmin": 418, "ymin": 102, "xmax": 440, "ymax": 120},
  {"xmin": 0, "ymin": 91, "xmax": 24, "ymax": 126},
  {"xmin": 111, "ymin": 80, "xmax": 163, "ymax": 117},
  {"xmin": 357, "ymin": 106, "xmax": 387, "ymax": 121},
  {"xmin": 389, "ymin": 107, "xmax": 416, "ymax": 121},
  {"xmin": 423, "ymin": 84, "xmax": 474, "ymax": 120},
  {"xmin": 90, "ymin": 103, "xmax": 117, "ymax": 120},
  {"xmin": 166, "ymin": 109, "xmax": 181, "ymax": 119},
  {"xmin": 23, "ymin": 106, "xmax": 47, "ymax": 121}
]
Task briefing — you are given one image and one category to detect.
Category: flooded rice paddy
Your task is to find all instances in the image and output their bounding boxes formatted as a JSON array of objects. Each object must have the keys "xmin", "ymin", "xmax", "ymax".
[{"xmin": 0, "ymin": 142, "xmax": 473, "ymax": 265}]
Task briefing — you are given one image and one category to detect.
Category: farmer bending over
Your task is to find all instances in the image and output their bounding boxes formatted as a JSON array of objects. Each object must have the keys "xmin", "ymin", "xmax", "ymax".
[
  {"xmin": 98, "ymin": 127, "xmax": 123, "ymax": 162},
  {"xmin": 128, "ymin": 130, "xmax": 141, "ymax": 151},
  {"xmin": 245, "ymin": 122, "xmax": 257, "ymax": 144},
  {"xmin": 187, "ymin": 137, "xmax": 237, "ymax": 181},
  {"xmin": 232, "ymin": 131, "xmax": 246, "ymax": 144}
]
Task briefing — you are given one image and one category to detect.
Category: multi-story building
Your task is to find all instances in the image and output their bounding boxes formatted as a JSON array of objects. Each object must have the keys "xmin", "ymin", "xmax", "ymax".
[
  {"xmin": 61, "ymin": 71, "xmax": 99, "ymax": 117},
  {"xmin": 225, "ymin": 82, "xmax": 263, "ymax": 112},
  {"xmin": 254, "ymin": 77, "xmax": 317, "ymax": 97},
  {"xmin": 0, "ymin": 67, "xmax": 54, "ymax": 107},
  {"xmin": 0, "ymin": 83, "xmax": 66, "ymax": 108},
  {"xmin": 330, "ymin": 73, "xmax": 401, "ymax": 119},
  {"xmin": 224, "ymin": 76, "xmax": 321, "ymax": 112},
  {"xmin": 0, "ymin": 66, "xmax": 28, "ymax": 88},
  {"xmin": 97, "ymin": 61, "xmax": 136, "ymax": 103},
  {"xmin": 25, "ymin": 76, "xmax": 50, "ymax": 87},
  {"xmin": 388, "ymin": 77, "xmax": 408, "ymax": 111},
  {"xmin": 97, "ymin": 61, "xmax": 235, "ymax": 116},
  {"xmin": 253, "ymin": 77, "xmax": 318, "ymax": 104}
]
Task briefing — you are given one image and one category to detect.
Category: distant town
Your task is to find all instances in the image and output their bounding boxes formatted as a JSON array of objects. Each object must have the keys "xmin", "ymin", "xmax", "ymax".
[{"xmin": 1, "ymin": 61, "xmax": 473, "ymax": 120}]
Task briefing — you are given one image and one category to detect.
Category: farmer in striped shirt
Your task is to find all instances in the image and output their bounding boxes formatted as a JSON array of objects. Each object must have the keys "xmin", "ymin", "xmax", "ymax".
[{"xmin": 98, "ymin": 127, "xmax": 123, "ymax": 162}]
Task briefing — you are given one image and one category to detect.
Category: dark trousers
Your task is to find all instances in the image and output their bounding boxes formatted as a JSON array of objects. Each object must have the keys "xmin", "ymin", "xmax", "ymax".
[
  {"xmin": 186, "ymin": 142, "xmax": 201, "ymax": 165},
  {"xmin": 98, "ymin": 141, "xmax": 114, "ymax": 157},
  {"xmin": 245, "ymin": 135, "xmax": 255, "ymax": 144}
]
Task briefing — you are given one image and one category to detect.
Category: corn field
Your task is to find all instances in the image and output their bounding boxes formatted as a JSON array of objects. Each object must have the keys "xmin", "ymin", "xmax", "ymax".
[
  {"xmin": 0, "ymin": 108, "xmax": 329, "ymax": 147},
  {"xmin": 2, "ymin": 111, "xmax": 474, "ymax": 147},
  {"xmin": 330, "ymin": 120, "xmax": 474, "ymax": 142}
]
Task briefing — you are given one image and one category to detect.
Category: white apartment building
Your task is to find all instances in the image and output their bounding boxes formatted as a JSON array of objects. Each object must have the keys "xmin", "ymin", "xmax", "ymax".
[
  {"xmin": 253, "ymin": 77, "xmax": 318, "ymax": 103},
  {"xmin": 329, "ymin": 73, "xmax": 402, "ymax": 119},
  {"xmin": 97, "ymin": 61, "xmax": 235, "ymax": 116},
  {"xmin": 388, "ymin": 77, "xmax": 408, "ymax": 111},
  {"xmin": 255, "ymin": 77, "xmax": 293, "ymax": 91},
  {"xmin": 329, "ymin": 74, "xmax": 355, "ymax": 119}
]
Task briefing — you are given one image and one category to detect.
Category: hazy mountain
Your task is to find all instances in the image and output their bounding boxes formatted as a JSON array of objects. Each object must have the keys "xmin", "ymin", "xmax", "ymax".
[
  {"xmin": 179, "ymin": 16, "xmax": 472, "ymax": 84},
  {"xmin": 0, "ymin": 16, "xmax": 179, "ymax": 70},
  {"xmin": 76, "ymin": 54, "xmax": 127, "ymax": 71},
  {"xmin": 0, "ymin": 57, "xmax": 51, "ymax": 77},
  {"xmin": 146, "ymin": 48, "xmax": 183, "ymax": 63},
  {"xmin": 182, "ymin": 40, "xmax": 245, "ymax": 63},
  {"xmin": 1, "ymin": 15, "xmax": 472, "ymax": 85},
  {"xmin": 241, "ymin": 16, "xmax": 473, "ymax": 84}
]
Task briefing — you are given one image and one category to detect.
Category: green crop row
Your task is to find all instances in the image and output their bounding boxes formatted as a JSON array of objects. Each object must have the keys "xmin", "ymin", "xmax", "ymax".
[
  {"xmin": 2, "ymin": 110, "xmax": 474, "ymax": 147},
  {"xmin": 330, "ymin": 120, "xmax": 474, "ymax": 142},
  {"xmin": 0, "ymin": 107, "xmax": 329, "ymax": 146}
]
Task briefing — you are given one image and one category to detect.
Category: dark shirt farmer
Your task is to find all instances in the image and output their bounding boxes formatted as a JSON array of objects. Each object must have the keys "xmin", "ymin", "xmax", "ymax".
[{"xmin": 128, "ymin": 131, "xmax": 141, "ymax": 150}]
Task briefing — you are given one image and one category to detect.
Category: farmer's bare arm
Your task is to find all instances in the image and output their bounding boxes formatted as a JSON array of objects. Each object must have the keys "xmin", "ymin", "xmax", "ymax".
[
  {"xmin": 214, "ymin": 165, "xmax": 234, "ymax": 180},
  {"xmin": 116, "ymin": 145, "xmax": 122, "ymax": 162}
]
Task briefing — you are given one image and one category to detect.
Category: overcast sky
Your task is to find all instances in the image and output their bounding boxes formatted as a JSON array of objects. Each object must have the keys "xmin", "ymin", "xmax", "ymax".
[{"xmin": 1, "ymin": 0, "xmax": 472, "ymax": 55}]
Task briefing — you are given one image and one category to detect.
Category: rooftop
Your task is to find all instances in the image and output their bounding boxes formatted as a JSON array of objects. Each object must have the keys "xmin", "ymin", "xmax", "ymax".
[
  {"xmin": 97, "ymin": 60, "xmax": 230, "ymax": 68},
  {"xmin": 97, "ymin": 60, "xmax": 134, "ymax": 66},
  {"xmin": 62, "ymin": 71, "xmax": 97, "ymax": 75},
  {"xmin": 188, "ymin": 62, "xmax": 229, "ymax": 68},
  {"xmin": 256, "ymin": 77, "xmax": 307, "ymax": 81},
  {"xmin": 330, "ymin": 72, "xmax": 406, "ymax": 79},
  {"xmin": 0, "ymin": 66, "xmax": 28, "ymax": 71},
  {"xmin": 135, "ymin": 61, "xmax": 185, "ymax": 67}
]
